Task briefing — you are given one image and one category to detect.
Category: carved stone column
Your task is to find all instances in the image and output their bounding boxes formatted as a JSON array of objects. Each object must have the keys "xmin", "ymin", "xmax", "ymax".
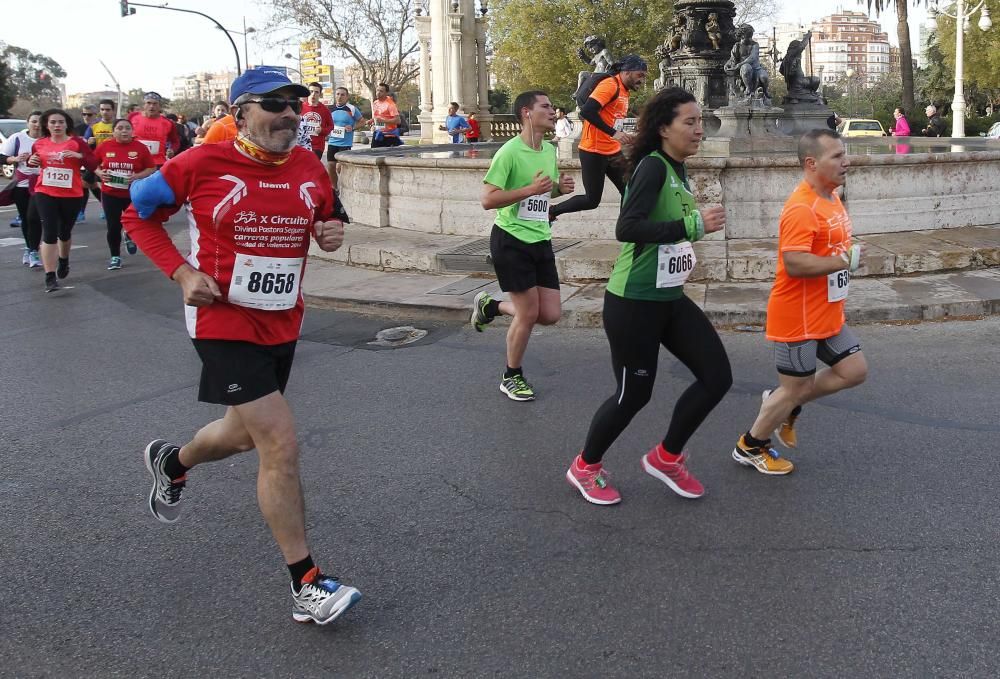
[
  {"xmin": 475, "ymin": 17, "xmax": 493, "ymax": 137},
  {"xmin": 416, "ymin": 15, "xmax": 434, "ymax": 143}
]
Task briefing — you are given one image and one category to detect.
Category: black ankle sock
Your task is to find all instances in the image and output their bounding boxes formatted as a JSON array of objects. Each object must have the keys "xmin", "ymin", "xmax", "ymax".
[
  {"xmin": 744, "ymin": 431, "xmax": 769, "ymax": 448},
  {"xmin": 45, "ymin": 271, "xmax": 56, "ymax": 282},
  {"xmin": 790, "ymin": 405, "xmax": 802, "ymax": 417},
  {"xmin": 289, "ymin": 555, "xmax": 316, "ymax": 590},
  {"xmin": 504, "ymin": 366, "xmax": 522, "ymax": 379},
  {"xmin": 162, "ymin": 446, "xmax": 189, "ymax": 480},
  {"xmin": 58, "ymin": 256, "xmax": 68, "ymax": 266},
  {"xmin": 486, "ymin": 299, "xmax": 501, "ymax": 319}
]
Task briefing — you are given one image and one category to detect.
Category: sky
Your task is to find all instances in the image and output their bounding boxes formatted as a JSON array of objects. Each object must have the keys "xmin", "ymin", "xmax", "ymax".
[{"xmin": 3, "ymin": 0, "xmax": 932, "ymax": 98}]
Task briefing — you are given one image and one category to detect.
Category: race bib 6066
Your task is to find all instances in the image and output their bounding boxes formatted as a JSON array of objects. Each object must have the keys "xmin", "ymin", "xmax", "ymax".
[
  {"xmin": 517, "ymin": 193, "xmax": 550, "ymax": 222},
  {"xmin": 228, "ymin": 255, "xmax": 304, "ymax": 311},
  {"xmin": 656, "ymin": 241, "xmax": 696, "ymax": 288}
]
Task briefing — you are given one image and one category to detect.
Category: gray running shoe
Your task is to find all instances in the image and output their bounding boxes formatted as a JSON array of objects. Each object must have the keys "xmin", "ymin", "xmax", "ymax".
[
  {"xmin": 144, "ymin": 439, "xmax": 186, "ymax": 524},
  {"xmin": 470, "ymin": 290, "xmax": 495, "ymax": 332},
  {"xmin": 291, "ymin": 569, "xmax": 362, "ymax": 624}
]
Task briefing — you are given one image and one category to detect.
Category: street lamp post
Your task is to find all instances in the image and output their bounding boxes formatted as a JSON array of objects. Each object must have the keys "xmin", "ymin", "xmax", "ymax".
[
  {"xmin": 283, "ymin": 54, "xmax": 304, "ymax": 81},
  {"xmin": 931, "ymin": 0, "xmax": 993, "ymax": 137}
]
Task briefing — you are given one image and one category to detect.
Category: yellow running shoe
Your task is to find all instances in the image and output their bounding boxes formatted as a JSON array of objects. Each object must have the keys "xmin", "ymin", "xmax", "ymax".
[
  {"xmin": 732, "ymin": 434, "xmax": 795, "ymax": 475},
  {"xmin": 762, "ymin": 389, "xmax": 798, "ymax": 449}
]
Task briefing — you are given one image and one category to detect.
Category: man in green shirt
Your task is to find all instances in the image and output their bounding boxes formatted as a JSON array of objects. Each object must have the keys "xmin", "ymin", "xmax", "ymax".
[{"xmin": 470, "ymin": 90, "xmax": 575, "ymax": 401}]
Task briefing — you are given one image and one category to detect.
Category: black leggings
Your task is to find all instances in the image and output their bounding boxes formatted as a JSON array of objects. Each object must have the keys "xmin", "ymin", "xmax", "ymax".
[
  {"xmin": 13, "ymin": 187, "xmax": 42, "ymax": 251},
  {"xmin": 581, "ymin": 292, "xmax": 733, "ymax": 464},
  {"xmin": 79, "ymin": 183, "xmax": 100, "ymax": 212},
  {"xmin": 102, "ymin": 194, "xmax": 131, "ymax": 257},
  {"xmin": 35, "ymin": 193, "xmax": 79, "ymax": 244},
  {"xmin": 549, "ymin": 149, "xmax": 628, "ymax": 218},
  {"xmin": 24, "ymin": 195, "xmax": 42, "ymax": 251}
]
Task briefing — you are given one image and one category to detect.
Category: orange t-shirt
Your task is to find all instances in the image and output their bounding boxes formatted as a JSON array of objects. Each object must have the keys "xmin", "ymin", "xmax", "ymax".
[
  {"xmin": 202, "ymin": 115, "xmax": 238, "ymax": 144},
  {"xmin": 579, "ymin": 74, "xmax": 629, "ymax": 155},
  {"xmin": 371, "ymin": 98, "xmax": 400, "ymax": 136},
  {"xmin": 766, "ymin": 180, "xmax": 853, "ymax": 342}
]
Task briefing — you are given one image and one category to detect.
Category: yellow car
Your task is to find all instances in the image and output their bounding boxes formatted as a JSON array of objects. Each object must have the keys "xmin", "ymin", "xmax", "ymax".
[{"xmin": 837, "ymin": 118, "xmax": 887, "ymax": 137}]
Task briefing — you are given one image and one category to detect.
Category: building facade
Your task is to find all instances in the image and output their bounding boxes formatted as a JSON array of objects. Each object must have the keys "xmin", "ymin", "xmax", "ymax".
[
  {"xmin": 172, "ymin": 71, "xmax": 238, "ymax": 103},
  {"xmin": 65, "ymin": 90, "xmax": 119, "ymax": 109},
  {"xmin": 810, "ymin": 11, "xmax": 893, "ymax": 84}
]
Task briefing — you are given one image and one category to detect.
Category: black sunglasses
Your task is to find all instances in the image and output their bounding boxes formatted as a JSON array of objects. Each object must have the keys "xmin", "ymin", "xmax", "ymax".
[{"xmin": 243, "ymin": 97, "xmax": 302, "ymax": 114}]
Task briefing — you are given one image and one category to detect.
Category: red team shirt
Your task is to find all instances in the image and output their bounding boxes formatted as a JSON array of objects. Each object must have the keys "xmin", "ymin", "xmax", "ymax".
[
  {"xmin": 129, "ymin": 112, "xmax": 180, "ymax": 165},
  {"xmin": 95, "ymin": 139, "xmax": 155, "ymax": 198},
  {"xmin": 33, "ymin": 136, "xmax": 99, "ymax": 198},
  {"xmin": 299, "ymin": 101, "xmax": 334, "ymax": 152},
  {"xmin": 122, "ymin": 142, "xmax": 335, "ymax": 345}
]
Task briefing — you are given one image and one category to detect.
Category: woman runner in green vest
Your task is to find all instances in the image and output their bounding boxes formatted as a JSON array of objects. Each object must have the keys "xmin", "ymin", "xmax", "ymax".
[{"xmin": 566, "ymin": 87, "xmax": 732, "ymax": 505}]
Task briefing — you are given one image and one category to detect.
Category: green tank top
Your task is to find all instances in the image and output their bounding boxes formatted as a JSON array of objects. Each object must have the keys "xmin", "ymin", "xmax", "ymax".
[{"xmin": 607, "ymin": 152, "xmax": 699, "ymax": 301}]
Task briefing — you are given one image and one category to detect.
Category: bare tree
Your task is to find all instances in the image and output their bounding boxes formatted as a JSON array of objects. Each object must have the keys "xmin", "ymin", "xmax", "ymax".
[
  {"xmin": 265, "ymin": 0, "xmax": 420, "ymax": 100},
  {"xmin": 734, "ymin": 0, "xmax": 780, "ymax": 26}
]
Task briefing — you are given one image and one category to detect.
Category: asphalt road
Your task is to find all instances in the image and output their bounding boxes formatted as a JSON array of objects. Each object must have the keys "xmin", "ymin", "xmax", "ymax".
[{"xmin": 2, "ymin": 203, "xmax": 999, "ymax": 678}]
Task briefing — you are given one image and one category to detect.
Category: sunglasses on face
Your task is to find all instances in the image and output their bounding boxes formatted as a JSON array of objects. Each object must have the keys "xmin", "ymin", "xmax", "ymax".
[{"xmin": 243, "ymin": 97, "xmax": 302, "ymax": 114}]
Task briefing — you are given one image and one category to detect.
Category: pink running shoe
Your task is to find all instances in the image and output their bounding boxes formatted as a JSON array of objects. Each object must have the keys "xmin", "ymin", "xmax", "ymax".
[
  {"xmin": 565, "ymin": 455, "xmax": 621, "ymax": 505},
  {"xmin": 641, "ymin": 444, "xmax": 704, "ymax": 499}
]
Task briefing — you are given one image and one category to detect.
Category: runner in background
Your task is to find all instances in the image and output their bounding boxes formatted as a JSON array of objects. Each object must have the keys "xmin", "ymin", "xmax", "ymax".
[
  {"xmin": 300, "ymin": 82, "xmax": 335, "ymax": 160},
  {"xmin": 27, "ymin": 108, "xmax": 98, "ymax": 293},
  {"xmin": 327, "ymin": 86, "xmax": 364, "ymax": 190},
  {"xmin": 94, "ymin": 118, "xmax": 155, "ymax": 269},
  {"xmin": 130, "ymin": 92, "xmax": 180, "ymax": 166},
  {"xmin": 0, "ymin": 110, "xmax": 42, "ymax": 267},
  {"xmin": 370, "ymin": 83, "xmax": 403, "ymax": 148}
]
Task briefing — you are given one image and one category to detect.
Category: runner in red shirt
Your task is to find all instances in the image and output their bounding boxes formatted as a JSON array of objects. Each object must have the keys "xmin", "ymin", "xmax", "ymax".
[
  {"xmin": 27, "ymin": 108, "xmax": 98, "ymax": 293},
  {"xmin": 300, "ymin": 82, "xmax": 334, "ymax": 160},
  {"xmin": 94, "ymin": 118, "xmax": 155, "ymax": 269},
  {"xmin": 123, "ymin": 66, "xmax": 361, "ymax": 626},
  {"xmin": 129, "ymin": 92, "xmax": 180, "ymax": 166}
]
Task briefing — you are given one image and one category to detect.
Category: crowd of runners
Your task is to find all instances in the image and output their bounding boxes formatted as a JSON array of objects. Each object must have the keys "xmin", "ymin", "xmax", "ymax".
[{"xmin": 3, "ymin": 59, "xmax": 870, "ymax": 626}]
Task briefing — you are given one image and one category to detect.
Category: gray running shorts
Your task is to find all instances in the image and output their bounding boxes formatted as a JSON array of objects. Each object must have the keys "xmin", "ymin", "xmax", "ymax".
[{"xmin": 773, "ymin": 325, "xmax": 861, "ymax": 377}]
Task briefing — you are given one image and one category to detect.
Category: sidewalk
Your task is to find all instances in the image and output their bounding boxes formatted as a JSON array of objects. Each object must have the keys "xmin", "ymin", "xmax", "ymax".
[{"xmin": 302, "ymin": 257, "xmax": 1000, "ymax": 329}]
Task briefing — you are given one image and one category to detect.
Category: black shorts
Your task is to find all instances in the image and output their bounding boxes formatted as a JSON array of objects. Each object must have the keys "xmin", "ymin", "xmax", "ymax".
[
  {"xmin": 489, "ymin": 224, "xmax": 560, "ymax": 293},
  {"xmin": 82, "ymin": 169, "xmax": 98, "ymax": 185},
  {"xmin": 327, "ymin": 146, "xmax": 351, "ymax": 162},
  {"xmin": 192, "ymin": 339, "xmax": 297, "ymax": 406}
]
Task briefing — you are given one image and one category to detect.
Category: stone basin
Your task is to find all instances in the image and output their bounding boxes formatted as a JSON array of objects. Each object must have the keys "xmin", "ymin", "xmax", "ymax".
[{"xmin": 336, "ymin": 139, "xmax": 1000, "ymax": 242}]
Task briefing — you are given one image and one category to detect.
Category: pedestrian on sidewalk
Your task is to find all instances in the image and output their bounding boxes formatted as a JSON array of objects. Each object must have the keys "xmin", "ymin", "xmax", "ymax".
[
  {"xmin": 470, "ymin": 90, "xmax": 575, "ymax": 401},
  {"xmin": 565, "ymin": 87, "xmax": 731, "ymax": 506},
  {"xmin": 732, "ymin": 128, "xmax": 867, "ymax": 475}
]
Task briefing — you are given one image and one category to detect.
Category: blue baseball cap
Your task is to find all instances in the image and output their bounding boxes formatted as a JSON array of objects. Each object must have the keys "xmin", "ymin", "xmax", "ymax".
[{"xmin": 230, "ymin": 66, "xmax": 309, "ymax": 103}]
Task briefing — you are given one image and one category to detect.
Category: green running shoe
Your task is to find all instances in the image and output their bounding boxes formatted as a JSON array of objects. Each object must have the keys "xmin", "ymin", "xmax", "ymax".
[{"xmin": 500, "ymin": 373, "xmax": 535, "ymax": 401}]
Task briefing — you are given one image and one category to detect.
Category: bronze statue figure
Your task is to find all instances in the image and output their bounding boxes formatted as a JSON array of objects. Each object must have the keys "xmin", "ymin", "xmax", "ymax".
[
  {"xmin": 780, "ymin": 31, "xmax": 822, "ymax": 103},
  {"xmin": 724, "ymin": 24, "xmax": 770, "ymax": 104},
  {"xmin": 705, "ymin": 13, "xmax": 722, "ymax": 51}
]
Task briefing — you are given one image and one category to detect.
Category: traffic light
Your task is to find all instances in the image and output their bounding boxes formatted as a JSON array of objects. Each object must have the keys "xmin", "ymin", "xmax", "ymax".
[{"xmin": 120, "ymin": 1, "xmax": 136, "ymax": 17}]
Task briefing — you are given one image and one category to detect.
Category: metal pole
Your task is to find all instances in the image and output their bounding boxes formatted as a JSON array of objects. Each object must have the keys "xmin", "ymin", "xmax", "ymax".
[
  {"xmin": 951, "ymin": 0, "xmax": 966, "ymax": 137},
  {"xmin": 243, "ymin": 16, "xmax": 250, "ymax": 69},
  {"xmin": 98, "ymin": 59, "xmax": 123, "ymax": 116},
  {"xmin": 128, "ymin": 2, "xmax": 241, "ymax": 74}
]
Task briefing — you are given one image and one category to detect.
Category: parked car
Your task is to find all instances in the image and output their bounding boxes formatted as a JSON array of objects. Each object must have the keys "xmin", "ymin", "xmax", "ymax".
[
  {"xmin": 983, "ymin": 122, "xmax": 1000, "ymax": 140},
  {"xmin": 0, "ymin": 119, "xmax": 28, "ymax": 179},
  {"xmin": 837, "ymin": 118, "xmax": 887, "ymax": 137}
]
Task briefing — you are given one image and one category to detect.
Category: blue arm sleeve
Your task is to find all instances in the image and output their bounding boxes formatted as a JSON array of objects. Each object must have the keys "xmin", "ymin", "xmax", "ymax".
[{"xmin": 130, "ymin": 171, "xmax": 177, "ymax": 219}]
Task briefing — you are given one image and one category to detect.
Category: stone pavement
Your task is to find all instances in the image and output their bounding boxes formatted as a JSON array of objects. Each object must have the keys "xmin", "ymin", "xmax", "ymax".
[{"xmin": 303, "ymin": 224, "xmax": 1000, "ymax": 328}]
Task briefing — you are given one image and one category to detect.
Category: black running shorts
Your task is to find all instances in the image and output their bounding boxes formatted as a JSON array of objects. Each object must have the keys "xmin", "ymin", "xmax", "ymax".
[
  {"xmin": 191, "ymin": 339, "xmax": 297, "ymax": 405},
  {"xmin": 327, "ymin": 146, "xmax": 350, "ymax": 162},
  {"xmin": 489, "ymin": 224, "xmax": 560, "ymax": 293}
]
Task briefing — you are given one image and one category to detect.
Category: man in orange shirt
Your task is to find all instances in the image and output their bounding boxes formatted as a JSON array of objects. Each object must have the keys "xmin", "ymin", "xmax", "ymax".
[
  {"xmin": 201, "ymin": 109, "xmax": 238, "ymax": 144},
  {"xmin": 549, "ymin": 54, "xmax": 646, "ymax": 221},
  {"xmin": 733, "ymin": 129, "xmax": 866, "ymax": 475},
  {"xmin": 370, "ymin": 83, "xmax": 403, "ymax": 148}
]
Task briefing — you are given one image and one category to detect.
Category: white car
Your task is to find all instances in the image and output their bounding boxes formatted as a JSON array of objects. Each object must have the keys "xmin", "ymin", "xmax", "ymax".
[
  {"xmin": 984, "ymin": 122, "xmax": 1000, "ymax": 140},
  {"xmin": 0, "ymin": 119, "xmax": 28, "ymax": 179}
]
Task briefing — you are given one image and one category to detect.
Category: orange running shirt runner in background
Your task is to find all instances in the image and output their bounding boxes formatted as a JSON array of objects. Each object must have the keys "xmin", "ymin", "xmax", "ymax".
[
  {"xmin": 579, "ymin": 74, "xmax": 629, "ymax": 156},
  {"xmin": 202, "ymin": 115, "xmax": 238, "ymax": 144},
  {"xmin": 766, "ymin": 180, "xmax": 854, "ymax": 342}
]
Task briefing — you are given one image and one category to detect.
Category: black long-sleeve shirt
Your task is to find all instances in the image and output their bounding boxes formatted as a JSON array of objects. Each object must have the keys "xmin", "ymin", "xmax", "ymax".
[{"xmin": 615, "ymin": 152, "xmax": 691, "ymax": 244}]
